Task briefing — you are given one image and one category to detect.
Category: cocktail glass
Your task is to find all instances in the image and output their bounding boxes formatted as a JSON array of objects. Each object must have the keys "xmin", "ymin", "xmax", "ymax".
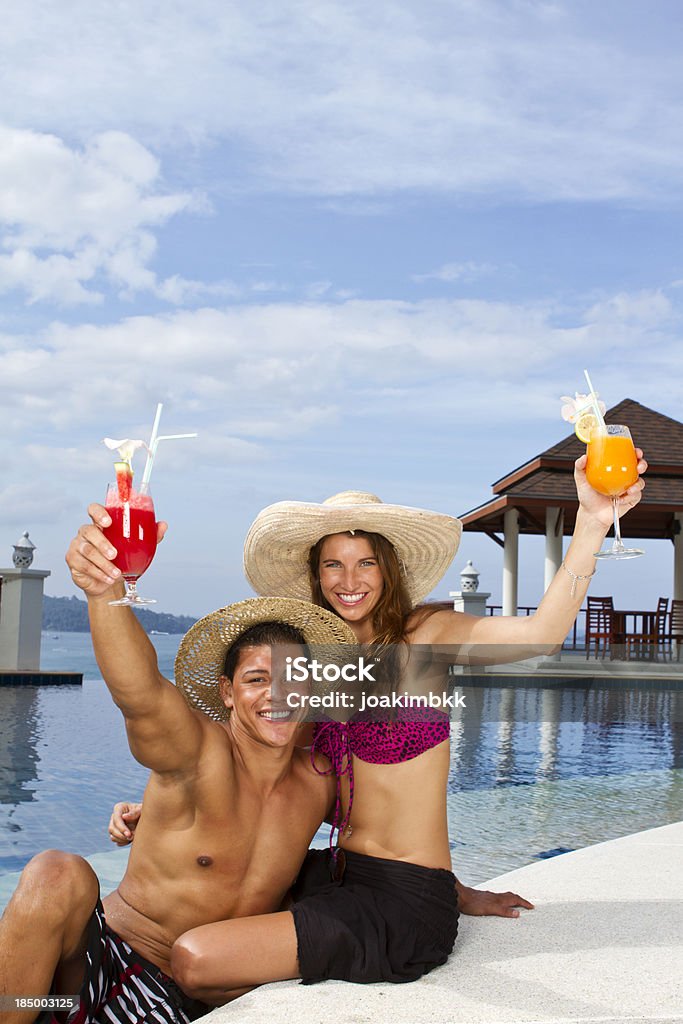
[
  {"xmin": 586, "ymin": 425, "xmax": 644, "ymax": 560},
  {"xmin": 103, "ymin": 482, "xmax": 158, "ymax": 604}
]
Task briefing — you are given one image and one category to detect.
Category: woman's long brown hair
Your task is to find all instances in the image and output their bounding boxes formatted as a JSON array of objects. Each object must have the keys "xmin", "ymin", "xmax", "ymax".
[
  {"xmin": 309, "ymin": 531, "xmax": 449, "ymax": 706},
  {"xmin": 308, "ymin": 530, "xmax": 414, "ymax": 646}
]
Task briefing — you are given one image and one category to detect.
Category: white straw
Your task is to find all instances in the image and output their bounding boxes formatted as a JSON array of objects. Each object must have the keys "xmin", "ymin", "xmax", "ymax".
[
  {"xmin": 140, "ymin": 429, "xmax": 198, "ymax": 491},
  {"xmin": 154, "ymin": 433, "xmax": 198, "ymax": 445},
  {"xmin": 583, "ymin": 369, "xmax": 606, "ymax": 430},
  {"xmin": 149, "ymin": 402, "xmax": 164, "ymax": 450},
  {"xmin": 140, "ymin": 404, "xmax": 163, "ymax": 491},
  {"xmin": 139, "ymin": 403, "xmax": 197, "ymax": 492}
]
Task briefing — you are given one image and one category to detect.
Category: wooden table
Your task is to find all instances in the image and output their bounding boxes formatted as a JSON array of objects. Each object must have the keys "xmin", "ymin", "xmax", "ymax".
[{"xmin": 611, "ymin": 609, "xmax": 658, "ymax": 660}]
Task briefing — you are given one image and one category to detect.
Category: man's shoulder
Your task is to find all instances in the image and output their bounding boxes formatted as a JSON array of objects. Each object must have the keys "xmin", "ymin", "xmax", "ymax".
[
  {"xmin": 167, "ymin": 717, "xmax": 236, "ymax": 785},
  {"xmin": 198, "ymin": 717, "xmax": 236, "ymax": 758}
]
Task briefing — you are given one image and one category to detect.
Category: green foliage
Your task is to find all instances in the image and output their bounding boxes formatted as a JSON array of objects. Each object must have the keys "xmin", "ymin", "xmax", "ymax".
[{"xmin": 42, "ymin": 595, "xmax": 196, "ymax": 634}]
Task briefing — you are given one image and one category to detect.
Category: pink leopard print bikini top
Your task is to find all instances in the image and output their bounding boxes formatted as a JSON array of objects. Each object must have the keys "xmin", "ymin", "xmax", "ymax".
[{"xmin": 311, "ymin": 706, "xmax": 450, "ymax": 847}]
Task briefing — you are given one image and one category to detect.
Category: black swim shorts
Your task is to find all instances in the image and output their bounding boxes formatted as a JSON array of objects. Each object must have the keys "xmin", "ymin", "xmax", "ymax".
[
  {"xmin": 291, "ymin": 848, "xmax": 459, "ymax": 985},
  {"xmin": 38, "ymin": 899, "xmax": 209, "ymax": 1024}
]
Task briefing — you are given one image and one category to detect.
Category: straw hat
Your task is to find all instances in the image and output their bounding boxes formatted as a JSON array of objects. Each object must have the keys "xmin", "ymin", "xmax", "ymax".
[
  {"xmin": 243, "ymin": 491, "xmax": 462, "ymax": 606},
  {"xmin": 175, "ymin": 596, "xmax": 357, "ymax": 721}
]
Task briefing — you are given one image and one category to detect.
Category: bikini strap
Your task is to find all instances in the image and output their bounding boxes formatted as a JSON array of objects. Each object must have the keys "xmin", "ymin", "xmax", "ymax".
[{"xmin": 310, "ymin": 721, "xmax": 354, "ymax": 850}]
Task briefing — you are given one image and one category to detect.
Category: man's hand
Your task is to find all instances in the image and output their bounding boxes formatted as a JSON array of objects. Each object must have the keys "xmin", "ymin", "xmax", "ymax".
[
  {"xmin": 65, "ymin": 503, "xmax": 168, "ymax": 597},
  {"xmin": 456, "ymin": 881, "xmax": 534, "ymax": 918},
  {"xmin": 108, "ymin": 801, "xmax": 143, "ymax": 845}
]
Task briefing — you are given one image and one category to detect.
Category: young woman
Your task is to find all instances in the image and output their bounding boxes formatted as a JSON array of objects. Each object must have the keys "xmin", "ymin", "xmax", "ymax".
[{"xmin": 109, "ymin": 450, "xmax": 647, "ymax": 1002}]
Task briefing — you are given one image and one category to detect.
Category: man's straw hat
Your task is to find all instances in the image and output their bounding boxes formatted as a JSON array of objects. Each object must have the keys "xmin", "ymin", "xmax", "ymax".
[
  {"xmin": 243, "ymin": 491, "xmax": 462, "ymax": 606},
  {"xmin": 175, "ymin": 596, "xmax": 357, "ymax": 721}
]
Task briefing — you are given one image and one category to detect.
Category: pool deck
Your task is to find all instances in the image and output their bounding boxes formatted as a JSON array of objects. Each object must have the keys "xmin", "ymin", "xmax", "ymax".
[
  {"xmin": 204, "ymin": 821, "xmax": 683, "ymax": 1024},
  {"xmin": 457, "ymin": 648, "xmax": 683, "ymax": 688}
]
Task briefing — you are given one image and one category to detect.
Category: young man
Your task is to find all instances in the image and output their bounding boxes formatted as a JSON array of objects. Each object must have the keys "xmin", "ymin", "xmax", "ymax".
[{"xmin": 0, "ymin": 507, "xmax": 356, "ymax": 1024}]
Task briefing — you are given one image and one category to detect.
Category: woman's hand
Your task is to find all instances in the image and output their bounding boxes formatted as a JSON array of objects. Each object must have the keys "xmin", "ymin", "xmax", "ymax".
[
  {"xmin": 574, "ymin": 449, "xmax": 647, "ymax": 530},
  {"xmin": 456, "ymin": 881, "xmax": 534, "ymax": 918},
  {"xmin": 108, "ymin": 801, "xmax": 143, "ymax": 845}
]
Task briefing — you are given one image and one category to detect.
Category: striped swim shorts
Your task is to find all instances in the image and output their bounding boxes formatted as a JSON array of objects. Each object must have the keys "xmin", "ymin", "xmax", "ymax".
[{"xmin": 39, "ymin": 899, "xmax": 209, "ymax": 1024}]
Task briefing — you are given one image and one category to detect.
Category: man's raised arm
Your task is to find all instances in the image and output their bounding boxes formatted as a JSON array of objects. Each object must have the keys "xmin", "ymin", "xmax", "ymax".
[{"xmin": 66, "ymin": 503, "xmax": 204, "ymax": 771}]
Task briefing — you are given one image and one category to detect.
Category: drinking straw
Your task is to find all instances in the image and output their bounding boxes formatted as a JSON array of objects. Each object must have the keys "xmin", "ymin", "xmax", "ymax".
[
  {"xmin": 583, "ymin": 369, "xmax": 606, "ymax": 430},
  {"xmin": 149, "ymin": 403, "xmax": 164, "ymax": 456},
  {"xmin": 139, "ymin": 403, "xmax": 163, "ymax": 492},
  {"xmin": 140, "ymin": 403, "xmax": 197, "ymax": 491}
]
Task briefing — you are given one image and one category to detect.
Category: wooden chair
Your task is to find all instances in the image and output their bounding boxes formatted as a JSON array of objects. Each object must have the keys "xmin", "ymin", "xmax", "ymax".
[
  {"xmin": 628, "ymin": 596, "xmax": 670, "ymax": 661},
  {"xmin": 652, "ymin": 597, "xmax": 670, "ymax": 660},
  {"xmin": 585, "ymin": 596, "xmax": 614, "ymax": 659},
  {"xmin": 664, "ymin": 599, "xmax": 683, "ymax": 661}
]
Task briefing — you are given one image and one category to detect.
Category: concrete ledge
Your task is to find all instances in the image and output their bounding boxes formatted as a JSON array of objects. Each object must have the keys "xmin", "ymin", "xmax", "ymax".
[
  {"xmin": 204, "ymin": 822, "xmax": 683, "ymax": 1024},
  {"xmin": 0, "ymin": 671, "xmax": 83, "ymax": 685},
  {"xmin": 462, "ymin": 673, "xmax": 683, "ymax": 689}
]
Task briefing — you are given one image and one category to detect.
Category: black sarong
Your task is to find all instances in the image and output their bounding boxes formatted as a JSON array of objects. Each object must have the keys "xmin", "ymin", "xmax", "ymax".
[{"xmin": 291, "ymin": 848, "xmax": 458, "ymax": 984}]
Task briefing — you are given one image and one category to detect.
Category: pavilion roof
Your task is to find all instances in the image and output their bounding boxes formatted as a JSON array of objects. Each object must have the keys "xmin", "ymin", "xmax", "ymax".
[{"xmin": 460, "ymin": 399, "xmax": 683, "ymax": 541}]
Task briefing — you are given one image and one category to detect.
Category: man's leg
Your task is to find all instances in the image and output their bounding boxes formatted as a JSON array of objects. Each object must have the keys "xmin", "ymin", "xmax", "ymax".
[
  {"xmin": 170, "ymin": 911, "xmax": 299, "ymax": 1005},
  {"xmin": 0, "ymin": 850, "xmax": 99, "ymax": 1024}
]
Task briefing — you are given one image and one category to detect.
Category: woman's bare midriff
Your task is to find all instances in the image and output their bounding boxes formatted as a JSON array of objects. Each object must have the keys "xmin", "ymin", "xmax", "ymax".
[{"xmin": 338, "ymin": 741, "xmax": 452, "ymax": 871}]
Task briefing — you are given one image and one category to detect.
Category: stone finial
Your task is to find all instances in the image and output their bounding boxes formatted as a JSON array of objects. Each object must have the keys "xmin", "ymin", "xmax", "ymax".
[
  {"xmin": 12, "ymin": 531, "xmax": 36, "ymax": 568},
  {"xmin": 459, "ymin": 559, "xmax": 480, "ymax": 593}
]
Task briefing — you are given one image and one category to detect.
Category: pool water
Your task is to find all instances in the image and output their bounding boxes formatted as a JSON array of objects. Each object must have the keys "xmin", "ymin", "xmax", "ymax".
[{"xmin": 0, "ymin": 633, "xmax": 681, "ymax": 908}]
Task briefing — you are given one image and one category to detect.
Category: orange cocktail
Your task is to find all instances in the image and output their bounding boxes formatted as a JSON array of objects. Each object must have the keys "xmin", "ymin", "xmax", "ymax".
[
  {"xmin": 584, "ymin": 423, "xmax": 643, "ymax": 560},
  {"xmin": 586, "ymin": 430, "xmax": 639, "ymax": 497}
]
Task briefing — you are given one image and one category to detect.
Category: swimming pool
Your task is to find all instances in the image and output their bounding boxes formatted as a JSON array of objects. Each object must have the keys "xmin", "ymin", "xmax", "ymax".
[{"xmin": 0, "ymin": 633, "xmax": 681, "ymax": 909}]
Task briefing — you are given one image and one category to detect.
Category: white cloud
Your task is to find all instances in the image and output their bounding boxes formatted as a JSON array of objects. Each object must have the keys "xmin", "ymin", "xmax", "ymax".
[
  {"xmin": 305, "ymin": 281, "xmax": 334, "ymax": 299},
  {"xmin": 155, "ymin": 276, "xmax": 241, "ymax": 305},
  {"xmin": 0, "ymin": 481, "xmax": 79, "ymax": 527},
  {"xmin": 3, "ymin": 283, "xmax": 681, "ymax": 613},
  {"xmin": 2, "ymin": 2, "xmax": 683, "ymax": 202},
  {"xmin": 584, "ymin": 289, "xmax": 674, "ymax": 328},
  {"xmin": 2, "ymin": 286, "xmax": 682, "ymax": 454},
  {"xmin": 0, "ymin": 127, "xmax": 209, "ymax": 305},
  {"xmin": 412, "ymin": 262, "xmax": 498, "ymax": 284}
]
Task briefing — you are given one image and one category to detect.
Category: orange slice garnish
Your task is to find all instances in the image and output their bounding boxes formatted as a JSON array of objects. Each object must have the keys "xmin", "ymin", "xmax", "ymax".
[{"xmin": 575, "ymin": 412, "xmax": 599, "ymax": 444}]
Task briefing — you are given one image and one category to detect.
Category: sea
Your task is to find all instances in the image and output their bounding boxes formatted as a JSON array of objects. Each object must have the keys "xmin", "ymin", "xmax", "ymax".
[{"xmin": 0, "ymin": 631, "xmax": 681, "ymax": 909}]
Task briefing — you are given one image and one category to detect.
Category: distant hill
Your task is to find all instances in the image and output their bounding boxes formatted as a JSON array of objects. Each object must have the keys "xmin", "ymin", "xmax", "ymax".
[{"xmin": 43, "ymin": 595, "xmax": 197, "ymax": 635}]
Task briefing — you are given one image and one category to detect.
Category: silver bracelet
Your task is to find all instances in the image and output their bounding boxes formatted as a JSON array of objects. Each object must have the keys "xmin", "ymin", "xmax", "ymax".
[{"xmin": 561, "ymin": 560, "xmax": 596, "ymax": 599}]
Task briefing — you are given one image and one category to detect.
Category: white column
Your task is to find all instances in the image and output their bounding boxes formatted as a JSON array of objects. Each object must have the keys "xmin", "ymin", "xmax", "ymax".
[
  {"xmin": 450, "ymin": 590, "xmax": 491, "ymax": 616},
  {"xmin": 0, "ymin": 568, "xmax": 51, "ymax": 671},
  {"xmin": 502, "ymin": 507, "xmax": 519, "ymax": 616},
  {"xmin": 544, "ymin": 507, "xmax": 564, "ymax": 592},
  {"xmin": 674, "ymin": 513, "xmax": 683, "ymax": 602}
]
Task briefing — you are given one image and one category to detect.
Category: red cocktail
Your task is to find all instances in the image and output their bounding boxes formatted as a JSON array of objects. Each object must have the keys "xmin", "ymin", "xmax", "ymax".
[{"xmin": 104, "ymin": 465, "xmax": 158, "ymax": 605}]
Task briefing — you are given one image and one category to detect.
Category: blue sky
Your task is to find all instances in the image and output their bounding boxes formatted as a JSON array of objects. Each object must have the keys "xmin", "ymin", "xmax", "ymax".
[{"xmin": 2, "ymin": 0, "xmax": 683, "ymax": 616}]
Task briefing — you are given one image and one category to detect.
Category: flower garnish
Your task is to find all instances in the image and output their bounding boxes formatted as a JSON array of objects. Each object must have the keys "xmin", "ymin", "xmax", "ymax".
[
  {"xmin": 102, "ymin": 437, "xmax": 148, "ymax": 468},
  {"xmin": 560, "ymin": 393, "xmax": 606, "ymax": 424}
]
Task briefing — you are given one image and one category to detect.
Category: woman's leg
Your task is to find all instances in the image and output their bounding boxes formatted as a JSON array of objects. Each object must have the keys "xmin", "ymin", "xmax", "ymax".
[{"xmin": 170, "ymin": 910, "xmax": 300, "ymax": 1004}]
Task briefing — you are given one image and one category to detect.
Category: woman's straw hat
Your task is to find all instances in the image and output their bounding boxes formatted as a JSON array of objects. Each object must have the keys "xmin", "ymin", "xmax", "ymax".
[
  {"xmin": 243, "ymin": 491, "xmax": 462, "ymax": 606},
  {"xmin": 175, "ymin": 596, "xmax": 357, "ymax": 721}
]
